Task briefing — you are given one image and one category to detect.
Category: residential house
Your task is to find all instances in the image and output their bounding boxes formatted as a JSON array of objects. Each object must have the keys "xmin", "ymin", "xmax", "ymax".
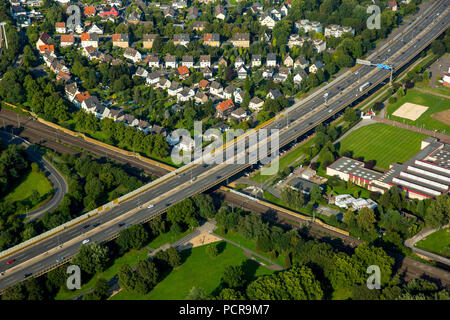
[
  {"xmin": 192, "ymin": 21, "xmax": 207, "ymax": 32},
  {"xmin": 234, "ymin": 56, "xmax": 245, "ymax": 69},
  {"xmin": 82, "ymin": 95, "xmax": 102, "ymax": 114},
  {"xmin": 173, "ymin": 34, "xmax": 190, "ymax": 47},
  {"xmin": 218, "ymin": 56, "xmax": 228, "ymax": 68},
  {"xmin": 187, "ymin": 7, "xmax": 200, "ymax": 20},
  {"xmin": 136, "ymin": 120, "xmax": 151, "ymax": 134},
  {"xmin": 163, "ymin": 7, "xmax": 176, "ymax": 18},
  {"xmin": 147, "ymin": 54, "xmax": 160, "ymax": 68},
  {"xmin": 267, "ymin": 89, "xmax": 282, "ymax": 100},
  {"xmin": 251, "ymin": 54, "xmax": 262, "ymax": 68},
  {"xmin": 216, "ymin": 99, "xmax": 235, "ymax": 118},
  {"xmin": 36, "ymin": 32, "xmax": 50, "ymax": 50},
  {"xmin": 294, "ymin": 56, "xmax": 309, "ymax": 70},
  {"xmin": 181, "ymin": 55, "xmax": 194, "ymax": 68},
  {"xmin": 55, "ymin": 22, "xmax": 66, "ymax": 34},
  {"xmin": 293, "ymin": 69, "xmax": 308, "ymax": 84},
  {"xmin": 177, "ymin": 136, "xmax": 195, "ymax": 152},
  {"xmin": 106, "ymin": 108, "xmax": 123, "ymax": 121},
  {"xmin": 156, "ymin": 78, "xmax": 171, "ymax": 90},
  {"xmin": 215, "ymin": 5, "xmax": 226, "ymax": 20},
  {"xmin": 387, "ymin": 0, "xmax": 398, "ymax": 11},
  {"xmin": 237, "ymin": 66, "xmax": 248, "ymax": 80},
  {"xmin": 168, "ymin": 81, "xmax": 182, "ymax": 96},
  {"xmin": 87, "ymin": 23, "xmax": 103, "ymax": 35},
  {"xmin": 81, "ymin": 33, "xmax": 99, "ymax": 48},
  {"xmin": 249, "ymin": 97, "xmax": 264, "ymax": 112},
  {"xmin": 231, "ymin": 107, "xmax": 247, "ymax": 122},
  {"xmin": 134, "ymin": 67, "xmax": 148, "ymax": 78},
  {"xmin": 203, "ymin": 33, "xmax": 220, "ymax": 47},
  {"xmin": 177, "ymin": 87, "xmax": 195, "ymax": 102},
  {"xmin": 82, "ymin": 46, "xmax": 101, "ymax": 60},
  {"xmin": 274, "ymin": 67, "xmax": 290, "ymax": 82},
  {"xmin": 199, "ymin": 55, "xmax": 211, "ymax": 68},
  {"xmin": 267, "ymin": 53, "xmax": 277, "ymax": 67},
  {"xmin": 312, "ymin": 39, "xmax": 326, "ymax": 53},
  {"xmin": 210, "ymin": 81, "xmax": 223, "ymax": 97},
  {"xmin": 223, "ymin": 85, "xmax": 235, "ymax": 99},
  {"xmin": 99, "ymin": 5, "xmax": 119, "ymax": 18},
  {"xmin": 118, "ymin": 114, "xmax": 139, "ymax": 127},
  {"xmin": 234, "ymin": 89, "xmax": 245, "ymax": 104},
  {"xmin": 65, "ymin": 82, "xmax": 79, "ymax": 102},
  {"xmin": 128, "ymin": 10, "xmax": 142, "ymax": 24},
  {"xmin": 74, "ymin": 91, "xmax": 90, "ymax": 108},
  {"xmin": 143, "ymin": 34, "xmax": 158, "ymax": 49},
  {"xmin": 295, "ymin": 19, "xmax": 323, "ymax": 34},
  {"xmin": 198, "ymin": 79, "xmax": 210, "ymax": 90},
  {"xmin": 83, "ymin": 6, "xmax": 96, "ymax": 17},
  {"xmin": 259, "ymin": 12, "xmax": 277, "ymax": 29},
  {"xmin": 324, "ymin": 24, "xmax": 355, "ymax": 37},
  {"xmin": 202, "ymin": 67, "xmax": 213, "ymax": 79},
  {"xmin": 60, "ymin": 34, "xmax": 74, "ymax": 47},
  {"xmin": 283, "ymin": 54, "xmax": 293, "ymax": 67},
  {"xmin": 165, "ymin": 55, "xmax": 177, "ymax": 68},
  {"xmin": 146, "ymin": 72, "xmax": 160, "ymax": 85},
  {"xmin": 195, "ymin": 91, "xmax": 208, "ymax": 104},
  {"xmin": 38, "ymin": 44, "xmax": 55, "ymax": 54},
  {"xmin": 262, "ymin": 68, "xmax": 274, "ymax": 79},
  {"xmin": 173, "ymin": 0, "xmax": 187, "ymax": 9},
  {"xmin": 150, "ymin": 125, "xmax": 167, "ymax": 137},
  {"xmin": 230, "ymin": 33, "xmax": 250, "ymax": 48},
  {"xmin": 124, "ymin": 48, "xmax": 142, "ymax": 63},
  {"xmin": 112, "ymin": 34, "xmax": 129, "ymax": 48},
  {"xmin": 177, "ymin": 66, "xmax": 190, "ymax": 80},
  {"xmin": 309, "ymin": 61, "xmax": 324, "ymax": 73}
]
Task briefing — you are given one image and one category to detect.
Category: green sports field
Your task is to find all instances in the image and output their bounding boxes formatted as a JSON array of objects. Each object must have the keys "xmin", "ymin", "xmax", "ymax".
[
  {"xmin": 386, "ymin": 89, "xmax": 450, "ymax": 133},
  {"xmin": 337, "ymin": 123, "xmax": 427, "ymax": 170}
]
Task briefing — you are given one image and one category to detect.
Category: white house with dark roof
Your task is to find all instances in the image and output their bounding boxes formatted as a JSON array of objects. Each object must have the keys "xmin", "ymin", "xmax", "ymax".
[
  {"xmin": 267, "ymin": 53, "xmax": 277, "ymax": 67},
  {"xmin": 249, "ymin": 97, "xmax": 264, "ymax": 112}
]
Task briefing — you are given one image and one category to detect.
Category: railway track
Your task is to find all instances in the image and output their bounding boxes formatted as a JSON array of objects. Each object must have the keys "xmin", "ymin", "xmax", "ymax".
[
  {"xmin": 0, "ymin": 108, "xmax": 171, "ymax": 176},
  {"xmin": 216, "ymin": 190, "xmax": 450, "ymax": 288}
]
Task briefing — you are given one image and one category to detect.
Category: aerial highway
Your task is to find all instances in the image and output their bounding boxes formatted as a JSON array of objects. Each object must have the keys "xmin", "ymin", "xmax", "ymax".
[{"xmin": 0, "ymin": 0, "xmax": 449, "ymax": 292}]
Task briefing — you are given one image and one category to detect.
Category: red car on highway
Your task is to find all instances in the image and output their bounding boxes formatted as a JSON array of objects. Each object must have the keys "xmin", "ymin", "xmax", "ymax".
[{"xmin": 6, "ymin": 259, "xmax": 14, "ymax": 265}]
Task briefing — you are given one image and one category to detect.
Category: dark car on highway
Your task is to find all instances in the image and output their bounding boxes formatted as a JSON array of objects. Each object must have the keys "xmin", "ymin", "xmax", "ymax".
[{"xmin": 24, "ymin": 273, "xmax": 32, "ymax": 278}]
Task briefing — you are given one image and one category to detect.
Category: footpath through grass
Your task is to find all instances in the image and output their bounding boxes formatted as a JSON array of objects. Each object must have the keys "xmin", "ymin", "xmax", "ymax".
[
  {"xmin": 337, "ymin": 123, "xmax": 427, "ymax": 169},
  {"xmin": 109, "ymin": 241, "xmax": 275, "ymax": 300},
  {"xmin": 416, "ymin": 228, "xmax": 450, "ymax": 258}
]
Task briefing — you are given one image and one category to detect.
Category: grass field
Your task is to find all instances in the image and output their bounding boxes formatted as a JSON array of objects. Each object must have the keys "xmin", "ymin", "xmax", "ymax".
[
  {"xmin": 4, "ymin": 170, "xmax": 53, "ymax": 212},
  {"xmin": 55, "ymin": 246, "xmax": 150, "ymax": 300},
  {"xmin": 386, "ymin": 89, "xmax": 450, "ymax": 133},
  {"xmin": 109, "ymin": 241, "xmax": 275, "ymax": 300},
  {"xmin": 416, "ymin": 228, "xmax": 450, "ymax": 258},
  {"xmin": 337, "ymin": 123, "xmax": 427, "ymax": 169},
  {"xmin": 250, "ymin": 138, "xmax": 315, "ymax": 184}
]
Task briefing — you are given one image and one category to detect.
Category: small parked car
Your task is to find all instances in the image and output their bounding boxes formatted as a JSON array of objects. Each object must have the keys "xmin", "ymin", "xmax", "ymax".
[
  {"xmin": 82, "ymin": 238, "xmax": 90, "ymax": 245},
  {"xmin": 148, "ymin": 204, "xmax": 154, "ymax": 208}
]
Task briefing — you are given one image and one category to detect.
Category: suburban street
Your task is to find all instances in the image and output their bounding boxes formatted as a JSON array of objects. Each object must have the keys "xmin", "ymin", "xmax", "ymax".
[{"xmin": 0, "ymin": 0, "xmax": 449, "ymax": 292}]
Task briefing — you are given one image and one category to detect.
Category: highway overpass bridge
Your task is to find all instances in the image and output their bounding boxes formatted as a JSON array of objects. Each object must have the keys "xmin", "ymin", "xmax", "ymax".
[{"xmin": 0, "ymin": 0, "xmax": 449, "ymax": 292}]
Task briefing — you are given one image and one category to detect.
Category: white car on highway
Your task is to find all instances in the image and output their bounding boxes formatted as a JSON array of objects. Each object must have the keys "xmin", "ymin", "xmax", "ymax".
[
  {"xmin": 82, "ymin": 238, "xmax": 90, "ymax": 245},
  {"xmin": 148, "ymin": 204, "xmax": 154, "ymax": 208}
]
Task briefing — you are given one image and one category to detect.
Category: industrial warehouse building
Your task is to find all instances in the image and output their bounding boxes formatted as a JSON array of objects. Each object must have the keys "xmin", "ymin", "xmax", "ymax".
[{"xmin": 326, "ymin": 137, "xmax": 450, "ymax": 200}]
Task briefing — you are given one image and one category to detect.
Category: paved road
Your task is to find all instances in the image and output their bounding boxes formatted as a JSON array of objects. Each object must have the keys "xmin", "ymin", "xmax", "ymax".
[
  {"xmin": 0, "ymin": 131, "xmax": 68, "ymax": 221},
  {"xmin": 0, "ymin": 0, "xmax": 448, "ymax": 292}
]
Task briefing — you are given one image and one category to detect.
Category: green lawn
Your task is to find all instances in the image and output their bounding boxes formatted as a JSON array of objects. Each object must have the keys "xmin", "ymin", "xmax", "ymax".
[
  {"xmin": 55, "ymin": 246, "xmax": 150, "ymax": 300},
  {"xmin": 386, "ymin": 89, "xmax": 450, "ymax": 133},
  {"xmin": 3, "ymin": 169, "xmax": 53, "ymax": 212},
  {"xmin": 337, "ymin": 123, "xmax": 427, "ymax": 169},
  {"xmin": 416, "ymin": 228, "xmax": 450, "ymax": 258},
  {"xmin": 109, "ymin": 241, "xmax": 275, "ymax": 300},
  {"xmin": 250, "ymin": 138, "xmax": 315, "ymax": 184},
  {"xmin": 147, "ymin": 228, "xmax": 192, "ymax": 250}
]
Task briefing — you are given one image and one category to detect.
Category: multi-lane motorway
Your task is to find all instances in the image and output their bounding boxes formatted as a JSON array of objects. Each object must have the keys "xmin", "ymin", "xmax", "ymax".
[{"xmin": 0, "ymin": 0, "xmax": 449, "ymax": 292}]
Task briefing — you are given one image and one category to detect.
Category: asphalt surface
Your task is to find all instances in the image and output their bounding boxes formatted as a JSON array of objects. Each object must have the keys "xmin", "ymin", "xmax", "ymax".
[
  {"xmin": 0, "ymin": 0, "xmax": 449, "ymax": 291},
  {"xmin": 0, "ymin": 131, "xmax": 68, "ymax": 221}
]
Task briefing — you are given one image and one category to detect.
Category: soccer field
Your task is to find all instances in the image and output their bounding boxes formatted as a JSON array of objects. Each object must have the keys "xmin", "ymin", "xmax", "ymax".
[{"xmin": 338, "ymin": 123, "xmax": 427, "ymax": 170}]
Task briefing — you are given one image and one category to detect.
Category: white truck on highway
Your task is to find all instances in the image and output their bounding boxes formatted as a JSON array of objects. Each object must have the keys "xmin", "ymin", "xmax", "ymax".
[{"xmin": 359, "ymin": 82, "xmax": 371, "ymax": 92}]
